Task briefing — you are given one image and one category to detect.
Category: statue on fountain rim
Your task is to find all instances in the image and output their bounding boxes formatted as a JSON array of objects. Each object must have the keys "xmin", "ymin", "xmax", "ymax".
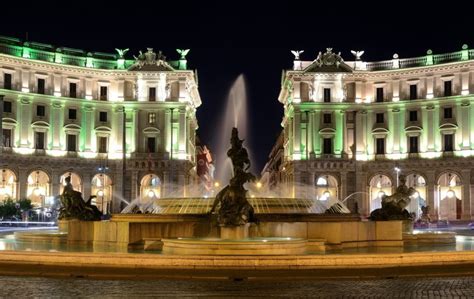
[{"xmin": 210, "ymin": 128, "xmax": 258, "ymax": 226}]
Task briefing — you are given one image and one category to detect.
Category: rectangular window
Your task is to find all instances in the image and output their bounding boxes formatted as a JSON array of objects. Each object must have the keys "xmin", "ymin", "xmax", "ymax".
[
  {"xmin": 147, "ymin": 137, "xmax": 156, "ymax": 153},
  {"xmin": 3, "ymin": 101, "xmax": 12, "ymax": 113},
  {"xmin": 98, "ymin": 137, "xmax": 108, "ymax": 153},
  {"xmin": 69, "ymin": 82, "xmax": 77, "ymax": 98},
  {"xmin": 444, "ymin": 134, "xmax": 454, "ymax": 152},
  {"xmin": 148, "ymin": 113, "xmax": 156, "ymax": 124},
  {"xmin": 409, "ymin": 136, "xmax": 419, "ymax": 153},
  {"xmin": 444, "ymin": 107, "xmax": 453, "ymax": 119},
  {"xmin": 100, "ymin": 86, "xmax": 108, "ymax": 101},
  {"xmin": 323, "ymin": 113, "xmax": 332, "ymax": 124},
  {"xmin": 409, "ymin": 110, "xmax": 418, "ymax": 122},
  {"xmin": 376, "ymin": 138, "xmax": 385, "ymax": 155},
  {"xmin": 68, "ymin": 109, "xmax": 77, "ymax": 120},
  {"xmin": 323, "ymin": 88, "xmax": 331, "ymax": 102},
  {"xmin": 409, "ymin": 84, "xmax": 417, "ymax": 100},
  {"xmin": 67, "ymin": 134, "xmax": 77, "ymax": 152},
  {"xmin": 3, "ymin": 73, "xmax": 12, "ymax": 90},
  {"xmin": 2, "ymin": 129, "xmax": 11, "ymax": 147},
  {"xmin": 323, "ymin": 138, "xmax": 332, "ymax": 154},
  {"xmin": 149, "ymin": 87, "xmax": 156, "ymax": 101},
  {"xmin": 376, "ymin": 113, "xmax": 384, "ymax": 123},
  {"xmin": 99, "ymin": 111, "xmax": 107, "ymax": 122},
  {"xmin": 35, "ymin": 132, "xmax": 45, "ymax": 150},
  {"xmin": 444, "ymin": 80, "xmax": 452, "ymax": 97},
  {"xmin": 37, "ymin": 78, "xmax": 45, "ymax": 94},
  {"xmin": 36, "ymin": 105, "xmax": 45, "ymax": 117},
  {"xmin": 376, "ymin": 87, "xmax": 384, "ymax": 102}
]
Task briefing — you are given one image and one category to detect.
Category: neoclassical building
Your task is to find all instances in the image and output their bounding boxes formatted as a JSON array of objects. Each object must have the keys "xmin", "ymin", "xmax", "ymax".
[
  {"xmin": 271, "ymin": 46, "xmax": 474, "ymax": 220},
  {"xmin": 0, "ymin": 36, "xmax": 201, "ymax": 213}
]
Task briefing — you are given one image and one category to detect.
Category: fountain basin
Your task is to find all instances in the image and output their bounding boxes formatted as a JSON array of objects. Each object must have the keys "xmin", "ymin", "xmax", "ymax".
[{"xmin": 162, "ymin": 237, "xmax": 307, "ymax": 255}]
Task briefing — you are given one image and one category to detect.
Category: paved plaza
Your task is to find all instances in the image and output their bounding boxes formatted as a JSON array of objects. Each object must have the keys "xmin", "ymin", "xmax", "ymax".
[{"xmin": 1, "ymin": 275, "xmax": 473, "ymax": 298}]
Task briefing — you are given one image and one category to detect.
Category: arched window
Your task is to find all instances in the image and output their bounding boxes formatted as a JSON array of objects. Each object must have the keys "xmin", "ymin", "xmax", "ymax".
[
  {"xmin": 91, "ymin": 174, "xmax": 113, "ymax": 214},
  {"xmin": 59, "ymin": 172, "xmax": 82, "ymax": 194},
  {"xmin": 315, "ymin": 175, "xmax": 338, "ymax": 201},
  {"xmin": 437, "ymin": 172, "xmax": 462, "ymax": 220},
  {"xmin": 140, "ymin": 174, "xmax": 161, "ymax": 201},
  {"xmin": 27, "ymin": 170, "xmax": 50, "ymax": 206},
  {"xmin": 0, "ymin": 169, "xmax": 17, "ymax": 200},
  {"xmin": 369, "ymin": 174, "xmax": 392, "ymax": 212},
  {"xmin": 405, "ymin": 173, "xmax": 427, "ymax": 218}
]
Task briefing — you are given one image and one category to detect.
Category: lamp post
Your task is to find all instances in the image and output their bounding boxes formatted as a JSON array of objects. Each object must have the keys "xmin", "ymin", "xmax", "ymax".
[{"xmin": 394, "ymin": 167, "xmax": 401, "ymax": 187}]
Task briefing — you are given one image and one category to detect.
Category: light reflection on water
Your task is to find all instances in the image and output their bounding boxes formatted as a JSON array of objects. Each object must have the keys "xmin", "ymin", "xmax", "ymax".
[{"xmin": 0, "ymin": 228, "xmax": 474, "ymax": 255}]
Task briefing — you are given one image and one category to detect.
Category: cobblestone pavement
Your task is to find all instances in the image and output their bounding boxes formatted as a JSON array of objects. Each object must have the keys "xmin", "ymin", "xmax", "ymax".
[{"xmin": 1, "ymin": 275, "xmax": 473, "ymax": 298}]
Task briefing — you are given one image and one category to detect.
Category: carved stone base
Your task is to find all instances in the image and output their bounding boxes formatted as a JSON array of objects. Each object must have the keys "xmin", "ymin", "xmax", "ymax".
[{"xmin": 220, "ymin": 224, "xmax": 250, "ymax": 240}]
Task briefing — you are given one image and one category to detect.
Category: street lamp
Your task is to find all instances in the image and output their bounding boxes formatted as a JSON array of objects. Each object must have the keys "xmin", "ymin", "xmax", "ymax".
[{"xmin": 394, "ymin": 167, "xmax": 401, "ymax": 186}]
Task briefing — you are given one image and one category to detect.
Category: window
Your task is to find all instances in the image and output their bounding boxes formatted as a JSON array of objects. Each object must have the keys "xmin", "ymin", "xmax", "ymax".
[
  {"xmin": 67, "ymin": 134, "xmax": 77, "ymax": 152},
  {"xmin": 149, "ymin": 87, "xmax": 156, "ymax": 101},
  {"xmin": 444, "ymin": 134, "xmax": 454, "ymax": 152},
  {"xmin": 376, "ymin": 138, "xmax": 385, "ymax": 155},
  {"xmin": 376, "ymin": 87, "xmax": 384, "ymax": 102},
  {"xmin": 444, "ymin": 80, "xmax": 452, "ymax": 97},
  {"xmin": 148, "ymin": 113, "xmax": 156, "ymax": 124},
  {"xmin": 69, "ymin": 82, "xmax": 77, "ymax": 98},
  {"xmin": 323, "ymin": 88, "xmax": 331, "ymax": 102},
  {"xmin": 99, "ymin": 111, "xmax": 107, "ymax": 122},
  {"xmin": 37, "ymin": 78, "xmax": 45, "ymax": 94},
  {"xmin": 2, "ymin": 129, "xmax": 11, "ymax": 147},
  {"xmin": 68, "ymin": 109, "xmax": 77, "ymax": 120},
  {"xmin": 35, "ymin": 132, "xmax": 45, "ymax": 150},
  {"xmin": 36, "ymin": 105, "xmax": 45, "ymax": 117},
  {"xmin": 3, "ymin": 101, "xmax": 12, "ymax": 113},
  {"xmin": 100, "ymin": 86, "xmax": 108, "ymax": 101},
  {"xmin": 323, "ymin": 138, "xmax": 332, "ymax": 154},
  {"xmin": 409, "ymin": 110, "xmax": 418, "ymax": 122},
  {"xmin": 98, "ymin": 137, "xmax": 108, "ymax": 153},
  {"xmin": 444, "ymin": 107, "xmax": 453, "ymax": 119},
  {"xmin": 376, "ymin": 113, "xmax": 384, "ymax": 123},
  {"xmin": 3, "ymin": 73, "xmax": 12, "ymax": 89},
  {"xmin": 147, "ymin": 137, "xmax": 156, "ymax": 153},
  {"xmin": 323, "ymin": 113, "xmax": 332, "ymax": 124},
  {"xmin": 409, "ymin": 84, "xmax": 417, "ymax": 100},
  {"xmin": 409, "ymin": 136, "xmax": 419, "ymax": 153}
]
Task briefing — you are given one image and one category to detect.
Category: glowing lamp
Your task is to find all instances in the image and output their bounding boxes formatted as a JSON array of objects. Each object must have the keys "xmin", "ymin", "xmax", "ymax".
[
  {"xmin": 377, "ymin": 191, "xmax": 386, "ymax": 198},
  {"xmin": 446, "ymin": 190, "xmax": 455, "ymax": 199},
  {"xmin": 33, "ymin": 187, "xmax": 43, "ymax": 196},
  {"xmin": 256, "ymin": 182, "xmax": 262, "ymax": 189},
  {"xmin": 97, "ymin": 190, "xmax": 105, "ymax": 197},
  {"xmin": 412, "ymin": 191, "xmax": 420, "ymax": 199},
  {"xmin": 214, "ymin": 182, "xmax": 220, "ymax": 188},
  {"xmin": 147, "ymin": 190, "xmax": 155, "ymax": 198},
  {"xmin": 323, "ymin": 190, "xmax": 331, "ymax": 198}
]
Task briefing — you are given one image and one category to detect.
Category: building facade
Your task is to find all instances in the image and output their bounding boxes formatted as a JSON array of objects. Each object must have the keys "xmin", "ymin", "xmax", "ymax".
[
  {"xmin": 274, "ymin": 46, "xmax": 474, "ymax": 220},
  {"xmin": 0, "ymin": 36, "xmax": 201, "ymax": 213}
]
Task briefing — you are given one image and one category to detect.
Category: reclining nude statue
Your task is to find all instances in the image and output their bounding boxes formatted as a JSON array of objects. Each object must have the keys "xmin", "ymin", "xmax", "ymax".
[
  {"xmin": 369, "ymin": 174, "xmax": 417, "ymax": 221},
  {"xmin": 210, "ymin": 128, "xmax": 258, "ymax": 226},
  {"xmin": 59, "ymin": 175, "xmax": 102, "ymax": 221}
]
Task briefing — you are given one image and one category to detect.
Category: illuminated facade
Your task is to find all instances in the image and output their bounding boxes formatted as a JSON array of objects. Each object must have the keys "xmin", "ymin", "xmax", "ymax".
[
  {"xmin": 0, "ymin": 36, "xmax": 201, "ymax": 213},
  {"xmin": 276, "ymin": 46, "xmax": 474, "ymax": 220}
]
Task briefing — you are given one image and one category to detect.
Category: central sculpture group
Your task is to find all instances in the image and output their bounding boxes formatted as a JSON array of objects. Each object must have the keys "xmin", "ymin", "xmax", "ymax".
[{"xmin": 210, "ymin": 128, "xmax": 258, "ymax": 226}]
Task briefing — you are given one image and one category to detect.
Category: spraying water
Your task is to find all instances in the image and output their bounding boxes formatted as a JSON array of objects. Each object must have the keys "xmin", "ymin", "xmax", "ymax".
[{"xmin": 214, "ymin": 75, "xmax": 254, "ymax": 186}]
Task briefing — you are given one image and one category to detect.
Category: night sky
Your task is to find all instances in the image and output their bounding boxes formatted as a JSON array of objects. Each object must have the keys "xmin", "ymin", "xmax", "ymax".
[{"xmin": 1, "ymin": 1, "xmax": 472, "ymax": 174}]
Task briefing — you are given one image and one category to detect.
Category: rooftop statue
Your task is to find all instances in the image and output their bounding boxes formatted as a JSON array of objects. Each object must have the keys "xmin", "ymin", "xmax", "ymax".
[
  {"xmin": 58, "ymin": 175, "xmax": 102, "ymax": 221},
  {"xmin": 369, "ymin": 174, "xmax": 417, "ymax": 221},
  {"xmin": 176, "ymin": 49, "xmax": 190, "ymax": 60},
  {"xmin": 210, "ymin": 128, "xmax": 257, "ymax": 226},
  {"xmin": 314, "ymin": 48, "xmax": 344, "ymax": 68},
  {"xmin": 115, "ymin": 48, "xmax": 129, "ymax": 59},
  {"xmin": 131, "ymin": 48, "xmax": 173, "ymax": 71},
  {"xmin": 291, "ymin": 50, "xmax": 304, "ymax": 60}
]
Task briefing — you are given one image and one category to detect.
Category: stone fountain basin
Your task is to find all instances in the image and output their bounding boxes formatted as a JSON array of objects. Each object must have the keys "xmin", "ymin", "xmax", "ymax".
[{"xmin": 161, "ymin": 237, "xmax": 307, "ymax": 255}]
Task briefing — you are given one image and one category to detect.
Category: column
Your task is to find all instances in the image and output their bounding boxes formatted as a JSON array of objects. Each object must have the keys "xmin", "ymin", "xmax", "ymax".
[
  {"xmin": 18, "ymin": 168, "xmax": 29, "ymax": 199},
  {"xmin": 53, "ymin": 74, "xmax": 62, "ymax": 97},
  {"xmin": 82, "ymin": 105, "xmax": 94, "ymax": 152},
  {"xmin": 50, "ymin": 102, "xmax": 63, "ymax": 150},
  {"xmin": 392, "ymin": 80, "xmax": 400, "ymax": 101},
  {"xmin": 335, "ymin": 110, "xmax": 344, "ymax": 156},
  {"xmin": 461, "ymin": 169, "xmax": 471, "ymax": 219},
  {"xmin": 116, "ymin": 79, "xmax": 125, "ymax": 102},
  {"xmin": 178, "ymin": 108, "xmax": 186, "ymax": 157},
  {"xmin": 307, "ymin": 111, "xmax": 314, "ymax": 158},
  {"xmin": 425, "ymin": 105, "xmax": 435, "ymax": 152},
  {"xmin": 354, "ymin": 110, "xmax": 367, "ymax": 158},
  {"xmin": 340, "ymin": 171, "xmax": 347, "ymax": 202},
  {"xmin": 292, "ymin": 108, "xmax": 301, "ymax": 159},
  {"xmin": 292, "ymin": 80, "xmax": 301, "ymax": 103},
  {"xmin": 51, "ymin": 172, "xmax": 60, "ymax": 198},
  {"xmin": 461, "ymin": 102, "xmax": 470, "ymax": 150},
  {"xmin": 391, "ymin": 108, "xmax": 400, "ymax": 154},
  {"xmin": 312, "ymin": 110, "xmax": 320, "ymax": 156},
  {"xmin": 164, "ymin": 109, "xmax": 171, "ymax": 156},
  {"xmin": 113, "ymin": 106, "xmax": 125, "ymax": 155},
  {"xmin": 19, "ymin": 98, "xmax": 31, "ymax": 148},
  {"xmin": 130, "ymin": 171, "xmax": 139, "ymax": 200},
  {"xmin": 20, "ymin": 69, "xmax": 30, "ymax": 93},
  {"xmin": 426, "ymin": 170, "xmax": 437, "ymax": 220}
]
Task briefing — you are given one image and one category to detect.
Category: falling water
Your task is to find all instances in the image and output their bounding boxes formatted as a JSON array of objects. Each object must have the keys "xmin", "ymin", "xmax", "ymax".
[{"xmin": 214, "ymin": 74, "xmax": 254, "ymax": 186}]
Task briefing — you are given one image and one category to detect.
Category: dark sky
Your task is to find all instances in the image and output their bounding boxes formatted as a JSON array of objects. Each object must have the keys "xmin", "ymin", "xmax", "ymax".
[{"xmin": 1, "ymin": 1, "xmax": 473, "ymax": 174}]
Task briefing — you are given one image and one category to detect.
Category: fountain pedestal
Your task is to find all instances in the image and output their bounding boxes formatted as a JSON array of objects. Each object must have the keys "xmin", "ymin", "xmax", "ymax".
[{"xmin": 220, "ymin": 224, "xmax": 250, "ymax": 240}]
